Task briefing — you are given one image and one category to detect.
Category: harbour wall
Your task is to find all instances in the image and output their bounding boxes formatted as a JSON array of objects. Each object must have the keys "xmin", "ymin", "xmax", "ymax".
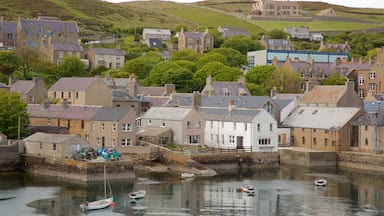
[{"xmin": 0, "ymin": 143, "xmax": 21, "ymax": 171}]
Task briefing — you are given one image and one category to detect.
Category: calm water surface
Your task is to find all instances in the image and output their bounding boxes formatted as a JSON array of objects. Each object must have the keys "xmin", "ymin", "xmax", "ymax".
[{"xmin": 0, "ymin": 165, "xmax": 384, "ymax": 216}]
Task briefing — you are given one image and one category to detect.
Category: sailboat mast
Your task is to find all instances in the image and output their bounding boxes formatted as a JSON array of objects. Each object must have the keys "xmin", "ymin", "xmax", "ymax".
[{"xmin": 104, "ymin": 164, "xmax": 106, "ymax": 198}]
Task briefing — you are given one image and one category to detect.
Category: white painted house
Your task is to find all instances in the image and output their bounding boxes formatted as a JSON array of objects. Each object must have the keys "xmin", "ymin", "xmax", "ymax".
[{"xmin": 199, "ymin": 104, "xmax": 278, "ymax": 152}]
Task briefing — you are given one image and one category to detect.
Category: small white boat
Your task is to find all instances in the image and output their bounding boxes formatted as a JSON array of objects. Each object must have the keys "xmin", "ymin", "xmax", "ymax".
[
  {"xmin": 180, "ymin": 173, "xmax": 195, "ymax": 179},
  {"xmin": 240, "ymin": 184, "xmax": 255, "ymax": 193},
  {"xmin": 314, "ymin": 178, "xmax": 327, "ymax": 186},
  {"xmin": 129, "ymin": 190, "xmax": 147, "ymax": 199},
  {"xmin": 80, "ymin": 197, "xmax": 114, "ymax": 211}
]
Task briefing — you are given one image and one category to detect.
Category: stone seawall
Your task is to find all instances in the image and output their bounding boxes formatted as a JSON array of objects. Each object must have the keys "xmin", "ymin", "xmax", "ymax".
[
  {"xmin": 21, "ymin": 155, "xmax": 135, "ymax": 182},
  {"xmin": 0, "ymin": 144, "xmax": 20, "ymax": 171},
  {"xmin": 192, "ymin": 152, "xmax": 279, "ymax": 173},
  {"xmin": 279, "ymin": 148, "xmax": 337, "ymax": 167},
  {"xmin": 337, "ymin": 151, "xmax": 384, "ymax": 173}
]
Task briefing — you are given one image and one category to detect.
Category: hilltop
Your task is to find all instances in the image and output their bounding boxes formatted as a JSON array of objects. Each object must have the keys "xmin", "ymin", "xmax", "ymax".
[{"xmin": 0, "ymin": 0, "xmax": 383, "ymax": 38}]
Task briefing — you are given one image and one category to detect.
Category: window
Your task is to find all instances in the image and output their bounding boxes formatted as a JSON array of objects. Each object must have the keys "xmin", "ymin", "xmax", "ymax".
[
  {"xmin": 325, "ymin": 138, "xmax": 328, "ymax": 146},
  {"xmin": 68, "ymin": 92, "xmax": 71, "ymax": 99},
  {"xmin": 233, "ymin": 123, "xmax": 236, "ymax": 130},
  {"xmin": 358, "ymin": 76, "xmax": 365, "ymax": 85},
  {"xmin": 302, "ymin": 137, "xmax": 305, "ymax": 145},
  {"xmin": 81, "ymin": 120, "xmax": 84, "ymax": 129},
  {"xmin": 101, "ymin": 123, "xmax": 105, "ymax": 131},
  {"xmin": 112, "ymin": 123, "xmax": 117, "ymax": 132},
  {"xmin": 122, "ymin": 123, "xmax": 131, "ymax": 132},
  {"xmin": 369, "ymin": 71, "xmax": 376, "ymax": 79},
  {"xmin": 244, "ymin": 123, "xmax": 247, "ymax": 131},
  {"xmin": 369, "ymin": 83, "xmax": 376, "ymax": 91},
  {"xmin": 136, "ymin": 118, "xmax": 141, "ymax": 127},
  {"xmin": 96, "ymin": 137, "xmax": 100, "ymax": 146},
  {"xmin": 39, "ymin": 142, "xmax": 43, "ymax": 149},
  {"xmin": 365, "ymin": 125, "xmax": 368, "ymax": 131},
  {"xmin": 122, "ymin": 139, "xmax": 131, "ymax": 146},
  {"xmin": 148, "ymin": 120, "xmax": 152, "ymax": 125},
  {"xmin": 196, "ymin": 121, "xmax": 201, "ymax": 129},
  {"xmin": 313, "ymin": 138, "xmax": 317, "ymax": 145},
  {"xmin": 270, "ymin": 123, "xmax": 273, "ymax": 131},
  {"xmin": 189, "ymin": 135, "xmax": 200, "ymax": 144},
  {"xmin": 29, "ymin": 95, "xmax": 34, "ymax": 103},
  {"xmin": 229, "ymin": 135, "xmax": 235, "ymax": 143},
  {"xmin": 222, "ymin": 135, "xmax": 224, "ymax": 144},
  {"xmin": 47, "ymin": 118, "xmax": 51, "ymax": 125},
  {"xmin": 112, "ymin": 139, "xmax": 116, "ymax": 146},
  {"xmin": 257, "ymin": 123, "xmax": 260, "ymax": 132},
  {"xmin": 358, "ymin": 89, "xmax": 364, "ymax": 98},
  {"xmin": 161, "ymin": 121, "xmax": 166, "ymax": 127},
  {"xmin": 53, "ymin": 92, "xmax": 57, "ymax": 98},
  {"xmin": 187, "ymin": 121, "xmax": 191, "ymax": 129},
  {"xmin": 210, "ymin": 121, "xmax": 213, "ymax": 129},
  {"xmin": 365, "ymin": 138, "xmax": 368, "ymax": 145},
  {"xmin": 76, "ymin": 92, "xmax": 79, "ymax": 99}
]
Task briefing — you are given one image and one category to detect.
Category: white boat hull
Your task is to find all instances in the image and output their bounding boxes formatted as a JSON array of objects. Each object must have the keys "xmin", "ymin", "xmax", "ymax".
[
  {"xmin": 80, "ymin": 197, "xmax": 113, "ymax": 211},
  {"xmin": 314, "ymin": 179, "xmax": 327, "ymax": 186},
  {"xmin": 129, "ymin": 190, "xmax": 147, "ymax": 199}
]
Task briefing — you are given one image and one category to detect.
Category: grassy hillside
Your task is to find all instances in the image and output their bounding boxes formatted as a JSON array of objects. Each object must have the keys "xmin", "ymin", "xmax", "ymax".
[{"xmin": 0, "ymin": 0, "xmax": 383, "ymax": 38}]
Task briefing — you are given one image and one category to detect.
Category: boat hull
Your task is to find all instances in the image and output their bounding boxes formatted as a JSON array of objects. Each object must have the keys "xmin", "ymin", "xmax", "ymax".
[
  {"xmin": 129, "ymin": 190, "xmax": 146, "ymax": 199},
  {"xmin": 80, "ymin": 197, "xmax": 113, "ymax": 211}
]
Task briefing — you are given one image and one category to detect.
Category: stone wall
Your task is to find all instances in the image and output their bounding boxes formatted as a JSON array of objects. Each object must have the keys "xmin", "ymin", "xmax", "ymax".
[
  {"xmin": 0, "ymin": 143, "xmax": 20, "ymax": 171},
  {"xmin": 21, "ymin": 155, "xmax": 135, "ymax": 182},
  {"xmin": 279, "ymin": 148, "xmax": 336, "ymax": 166},
  {"xmin": 337, "ymin": 151, "xmax": 384, "ymax": 172}
]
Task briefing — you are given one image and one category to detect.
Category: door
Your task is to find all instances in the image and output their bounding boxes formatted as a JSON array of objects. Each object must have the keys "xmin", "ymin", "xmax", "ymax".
[{"xmin": 236, "ymin": 136, "xmax": 243, "ymax": 149}]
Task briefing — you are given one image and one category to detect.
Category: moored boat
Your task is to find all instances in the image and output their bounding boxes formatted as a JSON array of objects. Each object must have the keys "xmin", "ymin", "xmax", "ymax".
[
  {"xmin": 314, "ymin": 178, "xmax": 327, "ymax": 186},
  {"xmin": 129, "ymin": 190, "xmax": 147, "ymax": 199},
  {"xmin": 180, "ymin": 173, "xmax": 195, "ymax": 179},
  {"xmin": 240, "ymin": 184, "xmax": 255, "ymax": 193}
]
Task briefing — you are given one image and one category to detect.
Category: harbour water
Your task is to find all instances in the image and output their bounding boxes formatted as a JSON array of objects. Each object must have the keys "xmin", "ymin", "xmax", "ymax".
[{"xmin": 0, "ymin": 165, "xmax": 384, "ymax": 216}]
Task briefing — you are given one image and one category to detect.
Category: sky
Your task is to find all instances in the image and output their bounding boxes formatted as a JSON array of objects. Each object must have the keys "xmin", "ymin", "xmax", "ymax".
[{"xmin": 104, "ymin": 0, "xmax": 384, "ymax": 9}]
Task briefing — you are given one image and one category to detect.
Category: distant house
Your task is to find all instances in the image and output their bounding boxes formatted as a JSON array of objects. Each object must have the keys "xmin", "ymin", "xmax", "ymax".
[
  {"xmin": 178, "ymin": 28, "xmax": 214, "ymax": 54},
  {"xmin": 284, "ymin": 26, "xmax": 311, "ymax": 40},
  {"xmin": 319, "ymin": 41, "xmax": 351, "ymax": 53},
  {"xmin": 48, "ymin": 77, "xmax": 113, "ymax": 107},
  {"xmin": 9, "ymin": 77, "xmax": 47, "ymax": 104},
  {"xmin": 0, "ymin": 82, "xmax": 9, "ymax": 93},
  {"xmin": 261, "ymin": 36, "xmax": 293, "ymax": 51},
  {"xmin": 252, "ymin": 0, "xmax": 302, "ymax": 16},
  {"xmin": 89, "ymin": 107, "xmax": 137, "ymax": 152},
  {"xmin": 0, "ymin": 20, "xmax": 17, "ymax": 48},
  {"xmin": 199, "ymin": 105, "xmax": 278, "ymax": 152},
  {"xmin": 282, "ymin": 106, "xmax": 361, "ymax": 151},
  {"xmin": 27, "ymin": 104, "xmax": 102, "ymax": 139},
  {"xmin": 201, "ymin": 75, "xmax": 251, "ymax": 97},
  {"xmin": 24, "ymin": 132, "xmax": 87, "ymax": 158},
  {"xmin": 139, "ymin": 107, "xmax": 205, "ymax": 146},
  {"xmin": 217, "ymin": 26, "xmax": 250, "ymax": 38},
  {"xmin": 310, "ymin": 33, "xmax": 324, "ymax": 41},
  {"xmin": 317, "ymin": 8, "xmax": 337, "ymax": 17},
  {"xmin": 142, "ymin": 28, "xmax": 171, "ymax": 41},
  {"xmin": 41, "ymin": 37, "xmax": 85, "ymax": 65},
  {"xmin": 87, "ymin": 45, "xmax": 125, "ymax": 70}
]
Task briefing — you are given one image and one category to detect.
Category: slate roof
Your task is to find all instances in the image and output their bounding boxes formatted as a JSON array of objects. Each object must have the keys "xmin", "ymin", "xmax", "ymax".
[
  {"xmin": 0, "ymin": 21, "xmax": 17, "ymax": 33},
  {"xmin": 273, "ymin": 98, "xmax": 294, "ymax": 110},
  {"xmin": 138, "ymin": 86, "xmax": 166, "ymax": 96},
  {"xmin": 141, "ymin": 107, "xmax": 192, "ymax": 120},
  {"xmin": 148, "ymin": 38, "xmax": 163, "ymax": 48},
  {"xmin": 265, "ymin": 39, "xmax": 292, "ymax": 48},
  {"xmin": 19, "ymin": 19, "xmax": 79, "ymax": 33},
  {"xmin": 210, "ymin": 81, "xmax": 251, "ymax": 96},
  {"xmin": 142, "ymin": 28, "xmax": 171, "ymax": 35},
  {"xmin": 91, "ymin": 107, "xmax": 131, "ymax": 121},
  {"xmin": 282, "ymin": 106, "xmax": 360, "ymax": 129},
  {"xmin": 24, "ymin": 132, "xmax": 82, "ymax": 144},
  {"xmin": 198, "ymin": 107, "xmax": 263, "ymax": 122},
  {"xmin": 335, "ymin": 62, "xmax": 371, "ymax": 76},
  {"xmin": 52, "ymin": 43, "xmax": 84, "ymax": 52},
  {"xmin": 92, "ymin": 48, "xmax": 125, "ymax": 56},
  {"xmin": 112, "ymin": 89, "xmax": 138, "ymax": 102},
  {"xmin": 28, "ymin": 104, "xmax": 102, "ymax": 120},
  {"xmin": 144, "ymin": 96, "xmax": 170, "ymax": 107},
  {"xmin": 183, "ymin": 32, "xmax": 205, "ymax": 39},
  {"xmin": 10, "ymin": 80, "xmax": 34, "ymax": 94},
  {"xmin": 49, "ymin": 77, "xmax": 99, "ymax": 91},
  {"xmin": 276, "ymin": 61, "xmax": 335, "ymax": 77},
  {"xmin": 351, "ymin": 113, "xmax": 384, "ymax": 126},
  {"xmin": 137, "ymin": 126, "xmax": 172, "ymax": 136},
  {"xmin": 201, "ymin": 96, "xmax": 272, "ymax": 108},
  {"xmin": 300, "ymin": 85, "xmax": 347, "ymax": 105}
]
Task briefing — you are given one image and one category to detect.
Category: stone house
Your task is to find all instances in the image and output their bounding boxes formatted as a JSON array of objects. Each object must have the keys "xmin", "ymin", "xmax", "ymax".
[
  {"xmin": 199, "ymin": 105, "xmax": 278, "ymax": 152},
  {"xmin": 319, "ymin": 41, "xmax": 351, "ymax": 53},
  {"xmin": 317, "ymin": 8, "xmax": 337, "ymax": 17},
  {"xmin": 86, "ymin": 45, "xmax": 125, "ymax": 70},
  {"xmin": 9, "ymin": 77, "xmax": 47, "ymax": 104},
  {"xmin": 217, "ymin": 26, "xmax": 250, "ymax": 38},
  {"xmin": 178, "ymin": 28, "xmax": 214, "ymax": 54},
  {"xmin": 252, "ymin": 0, "xmax": 302, "ymax": 16},
  {"xmin": 284, "ymin": 26, "xmax": 311, "ymax": 40},
  {"xmin": 142, "ymin": 28, "xmax": 171, "ymax": 41},
  {"xmin": 0, "ymin": 19, "xmax": 17, "ymax": 48},
  {"xmin": 41, "ymin": 37, "xmax": 85, "ymax": 65},
  {"xmin": 48, "ymin": 77, "xmax": 113, "ymax": 107},
  {"xmin": 27, "ymin": 104, "xmax": 102, "ymax": 139},
  {"xmin": 139, "ymin": 107, "xmax": 205, "ymax": 146},
  {"xmin": 261, "ymin": 37, "xmax": 294, "ymax": 51},
  {"xmin": 89, "ymin": 107, "xmax": 137, "ymax": 153},
  {"xmin": 16, "ymin": 17, "xmax": 80, "ymax": 48},
  {"xmin": 24, "ymin": 132, "xmax": 87, "ymax": 158},
  {"xmin": 282, "ymin": 106, "xmax": 361, "ymax": 151},
  {"xmin": 201, "ymin": 75, "xmax": 250, "ymax": 97}
]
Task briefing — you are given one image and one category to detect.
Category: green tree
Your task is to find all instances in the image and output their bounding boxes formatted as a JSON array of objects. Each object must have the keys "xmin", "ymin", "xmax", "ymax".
[
  {"xmin": 174, "ymin": 60, "xmax": 198, "ymax": 73},
  {"xmin": 170, "ymin": 49, "xmax": 200, "ymax": 62},
  {"xmin": 321, "ymin": 73, "xmax": 347, "ymax": 85},
  {"xmin": 209, "ymin": 48, "xmax": 247, "ymax": 67},
  {"xmin": 0, "ymin": 51, "xmax": 19, "ymax": 75},
  {"xmin": 58, "ymin": 56, "xmax": 87, "ymax": 77},
  {"xmin": 266, "ymin": 29, "xmax": 290, "ymax": 39},
  {"xmin": 145, "ymin": 61, "xmax": 194, "ymax": 92},
  {"xmin": 221, "ymin": 35, "xmax": 264, "ymax": 55},
  {"xmin": 0, "ymin": 92, "xmax": 29, "ymax": 139},
  {"xmin": 274, "ymin": 66, "xmax": 303, "ymax": 93},
  {"xmin": 245, "ymin": 65, "xmax": 277, "ymax": 95},
  {"xmin": 124, "ymin": 53, "xmax": 162, "ymax": 80},
  {"xmin": 193, "ymin": 62, "xmax": 242, "ymax": 91},
  {"xmin": 196, "ymin": 52, "xmax": 227, "ymax": 69}
]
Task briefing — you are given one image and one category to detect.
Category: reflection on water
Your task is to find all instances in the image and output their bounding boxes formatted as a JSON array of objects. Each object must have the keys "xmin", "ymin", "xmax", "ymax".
[{"xmin": 1, "ymin": 166, "xmax": 384, "ymax": 216}]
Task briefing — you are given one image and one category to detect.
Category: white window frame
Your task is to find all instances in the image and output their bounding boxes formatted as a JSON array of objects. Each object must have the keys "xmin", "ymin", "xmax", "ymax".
[{"xmin": 122, "ymin": 123, "xmax": 132, "ymax": 132}]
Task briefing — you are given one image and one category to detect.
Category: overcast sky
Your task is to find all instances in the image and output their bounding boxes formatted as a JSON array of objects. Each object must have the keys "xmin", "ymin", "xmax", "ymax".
[{"xmin": 104, "ymin": 0, "xmax": 384, "ymax": 9}]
